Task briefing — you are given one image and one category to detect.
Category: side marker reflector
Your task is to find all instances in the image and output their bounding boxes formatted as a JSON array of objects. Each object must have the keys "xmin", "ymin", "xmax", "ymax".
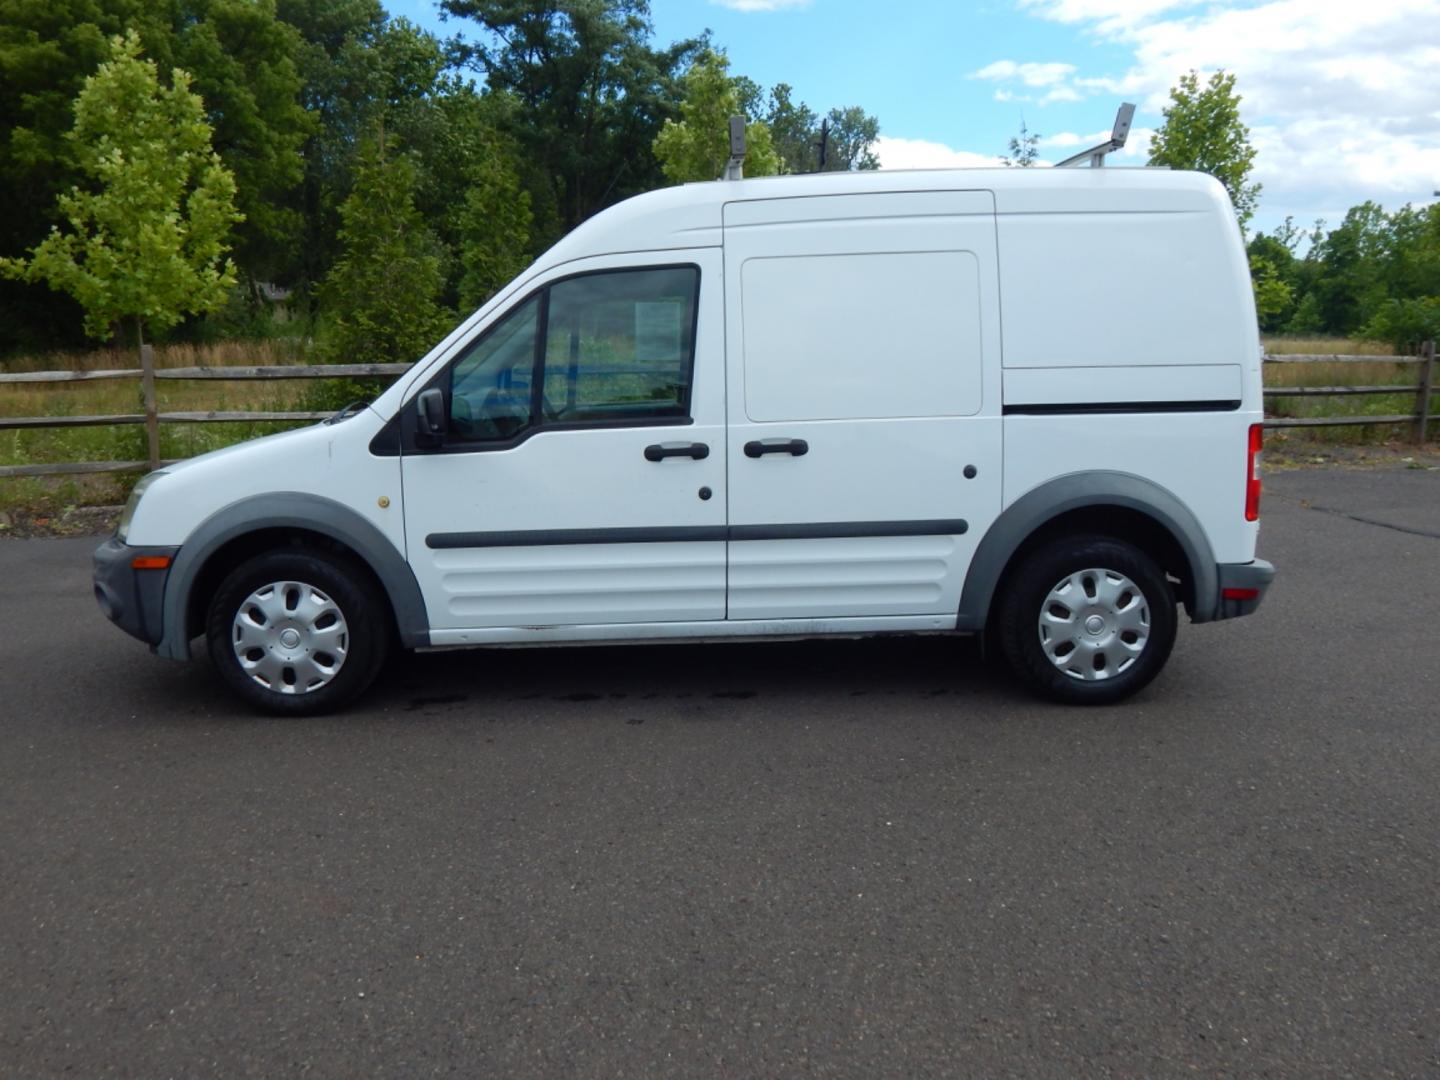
[
  {"xmin": 131, "ymin": 555, "xmax": 172, "ymax": 570},
  {"xmin": 1221, "ymin": 587, "xmax": 1259, "ymax": 601}
]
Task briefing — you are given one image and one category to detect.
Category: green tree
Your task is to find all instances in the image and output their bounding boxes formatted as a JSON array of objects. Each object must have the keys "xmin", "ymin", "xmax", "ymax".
[
  {"xmin": 455, "ymin": 124, "xmax": 534, "ymax": 310},
  {"xmin": 442, "ymin": 0, "xmax": 702, "ymax": 238},
  {"xmin": 821, "ymin": 105, "xmax": 881, "ymax": 171},
  {"xmin": 0, "ymin": 30, "xmax": 241, "ymax": 354},
  {"xmin": 765, "ymin": 83, "xmax": 818, "ymax": 174},
  {"xmin": 1147, "ymin": 70, "xmax": 1260, "ymax": 230},
  {"xmin": 316, "ymin": 133, "xmax": 453, "ymax": 366},
  {"xmin": 764, "ymin": 84, "xmax": 879, "ymax": 174},
  {"xmin": 1001, "ymin": 120, "xmax": 1041, "ymax": 167},
  {"xmin": 1362, "ymin": 297, "xmax": 1440, "ymax": 353},
  {"xmin": 1248, "ymin": 253, "xmax": 1293, "ymax": 331},
  {"xmin": 653, "ymin": 50, "xmax": 779, "ymax": 183},
  {"xmin": 151, "ymin": 0, "xmax": 312, "ymax": 293}
]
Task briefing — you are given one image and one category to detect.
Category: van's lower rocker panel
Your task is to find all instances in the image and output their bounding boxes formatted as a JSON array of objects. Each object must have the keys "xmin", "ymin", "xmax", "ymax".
[
  {"xmin": 424, "ymin": 614, "xmax": 961, "ymax": 648},
  {"xmin": 426, "ymin": 519, "xmax": 969, "ymax": 549}
]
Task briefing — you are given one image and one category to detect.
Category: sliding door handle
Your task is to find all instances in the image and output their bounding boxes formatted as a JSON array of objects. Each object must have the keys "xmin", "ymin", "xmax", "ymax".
[
  {"xmin": 744, "ymin": 438, "xmax": 809, "ymax": 458},
  {"xmin": 644, "ymin": 441, "xmax": 710, "ymax": 462}
]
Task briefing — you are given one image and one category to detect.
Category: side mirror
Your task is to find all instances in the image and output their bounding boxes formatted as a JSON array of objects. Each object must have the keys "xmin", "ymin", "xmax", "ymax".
[{"xmin": 416, "ymin": 387, "xmax": 447, "ymax": 444}]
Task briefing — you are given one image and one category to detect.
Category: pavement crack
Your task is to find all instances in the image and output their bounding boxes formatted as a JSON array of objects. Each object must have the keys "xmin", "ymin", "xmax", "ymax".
[{"xmin": 1273, "ymin": 492, "xmax": 1440, "ymax": 540}]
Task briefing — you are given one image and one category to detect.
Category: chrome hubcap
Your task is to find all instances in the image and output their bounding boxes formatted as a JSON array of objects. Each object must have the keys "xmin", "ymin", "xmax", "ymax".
[
  {"xmin": 231, "ymin": 580, "xmax": 349, "ymax": 695},
  {"xmin": 1038, "ymin": 568, "xmax": 1150, "ymax": 681}
]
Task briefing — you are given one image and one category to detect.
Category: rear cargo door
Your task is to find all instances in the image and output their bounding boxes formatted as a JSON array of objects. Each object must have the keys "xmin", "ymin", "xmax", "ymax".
[{"xmin": 721, "ymin": 190, "xmax": 1003, "ymax": 622}]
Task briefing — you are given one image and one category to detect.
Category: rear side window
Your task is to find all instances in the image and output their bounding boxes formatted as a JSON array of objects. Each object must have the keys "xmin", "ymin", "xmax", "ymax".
[{"xmin": 447, "ymin": 266, "xmax": 698, "ymax": 444}]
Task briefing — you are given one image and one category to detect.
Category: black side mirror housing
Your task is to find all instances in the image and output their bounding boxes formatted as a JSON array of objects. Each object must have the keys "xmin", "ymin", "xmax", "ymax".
[{"xmin": 416, "ymin": 387, "xmax": 447, "ymax": 446}]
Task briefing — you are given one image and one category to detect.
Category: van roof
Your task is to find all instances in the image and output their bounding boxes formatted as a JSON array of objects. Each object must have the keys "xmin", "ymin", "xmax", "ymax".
[{"xmin": 539, "ymin": 166, "xmax": 1235, "ymax": 268}]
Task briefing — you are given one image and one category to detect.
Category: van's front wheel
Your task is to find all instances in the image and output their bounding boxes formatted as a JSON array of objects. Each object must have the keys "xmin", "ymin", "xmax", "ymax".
[
  {"xmin": 997, "ymin": 536, "xmax": 1177, "ymax": 705},
  {"xmin": 205, "ymin": 549, "xmax": 389, "ymax": 716}
]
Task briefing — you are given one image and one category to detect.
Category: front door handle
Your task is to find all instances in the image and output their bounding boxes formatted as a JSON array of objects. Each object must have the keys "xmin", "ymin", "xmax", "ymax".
[
  {"xmin": 644, "ymin": 441, "xmax": 710, "ymax": 462},
  {"xmin": 744, "ymin": 438, "xmax": 809, "ymax": 458}
]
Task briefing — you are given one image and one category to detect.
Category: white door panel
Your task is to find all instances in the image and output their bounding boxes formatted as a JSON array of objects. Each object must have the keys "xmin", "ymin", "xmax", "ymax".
[
  {"xmin": 401, "ymin": 250, "xmax": 726, "ymax": 631},
  {"xmin": 723, "ymin": 191, "xmax": 1003, "ymax": 621}
]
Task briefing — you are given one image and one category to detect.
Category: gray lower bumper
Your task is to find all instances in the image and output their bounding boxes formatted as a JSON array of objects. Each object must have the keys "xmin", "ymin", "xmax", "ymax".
[
  {"xmin": 1212, "ymin": 558, "xmax": 1276, "ymax": 621},
  {"xmin": 93, "ymin": 537, "xmax": 180, "ymax": 647}
]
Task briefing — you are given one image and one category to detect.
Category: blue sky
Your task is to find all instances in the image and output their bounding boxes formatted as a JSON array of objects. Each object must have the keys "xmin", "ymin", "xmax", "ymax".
[{"xmin": 388, "ymin": 0, "xmax": 1440, "ymax": 238}]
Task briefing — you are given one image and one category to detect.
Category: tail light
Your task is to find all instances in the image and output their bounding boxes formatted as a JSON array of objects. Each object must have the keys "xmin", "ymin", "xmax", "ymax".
[{"xmin": 1245, "ymin": 423, "xmax": 1263, "ymax": 521}]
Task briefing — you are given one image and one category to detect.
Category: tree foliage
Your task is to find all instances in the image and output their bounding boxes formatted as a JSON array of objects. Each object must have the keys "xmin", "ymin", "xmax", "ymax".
[
  {"xmin": 316, "ymin": 134, "xmax": 453, "ymax": 366},
  {"xmin": 441, "ymin": 0, "xmax": 701, "ymax": 239},
  {"xmin": 1001, "ymin": 120, "xmax": 1040, "ymax": 167},
  {"xmin": 1148, "ymin": 70, "xmax": 1260, "ymax": 231},
  {"xmin": 653, "ymin": 50, "xmax": 779, "ymax": 183},
  {"xmin": 0, "ymin": 30, "xmax": 241, "ymax": 343},
  {"xmin": 0, "ymin": 0, "xmax": 899, "ymax": 357},
  {"xmin": 764, "ymin": 84, "xmax": 879, "ymax": 174}
]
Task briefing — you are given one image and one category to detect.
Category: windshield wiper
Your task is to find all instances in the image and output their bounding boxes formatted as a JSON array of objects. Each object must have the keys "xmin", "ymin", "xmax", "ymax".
[{"xmin": 325, "ymin": 401, "xmax": 369, "ymax": 425}]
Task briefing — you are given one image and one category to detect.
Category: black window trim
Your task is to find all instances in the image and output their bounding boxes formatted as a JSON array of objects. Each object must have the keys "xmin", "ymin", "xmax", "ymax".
[{"xmin": 398, "ymin": 262, "xmax": 703, "ymax": 457}]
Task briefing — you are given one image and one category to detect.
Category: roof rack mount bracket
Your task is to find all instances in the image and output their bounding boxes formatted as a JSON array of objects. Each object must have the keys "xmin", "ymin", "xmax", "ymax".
[{"xmin": 1055, "ymin": 102, "xmax": 1136, "ymax": 168}]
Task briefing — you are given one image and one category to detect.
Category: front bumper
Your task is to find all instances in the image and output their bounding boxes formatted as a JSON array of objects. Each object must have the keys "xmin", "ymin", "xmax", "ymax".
[
  {"xmin": 93, "ymin": 537, "xmax": 180, "ymax": 647},
  {"xmin": 1212, "ymin": 558, "xmax": 1276, "ymax": 621}
]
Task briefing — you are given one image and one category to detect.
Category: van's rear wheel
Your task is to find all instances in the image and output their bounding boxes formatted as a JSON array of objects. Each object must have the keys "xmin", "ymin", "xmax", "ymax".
[
  {"xmin": 997, "ymin": 536, "xmax": 1176, "ymax": 705},
  {"xmin": 206, "ymin": 549, "xmax": 388, "ymax": 716}
]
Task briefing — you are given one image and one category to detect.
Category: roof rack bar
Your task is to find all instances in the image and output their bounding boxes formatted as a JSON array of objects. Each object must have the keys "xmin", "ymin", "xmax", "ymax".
[{"xmin": 1055, "ymin": 102, "xmax": 1136, "ymax": 168}]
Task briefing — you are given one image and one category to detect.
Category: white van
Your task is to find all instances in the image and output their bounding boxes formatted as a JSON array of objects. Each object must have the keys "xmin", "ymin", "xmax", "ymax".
[{"xmin": 94, "ymin": 166, "xmax": 1274, "ymax": 715}]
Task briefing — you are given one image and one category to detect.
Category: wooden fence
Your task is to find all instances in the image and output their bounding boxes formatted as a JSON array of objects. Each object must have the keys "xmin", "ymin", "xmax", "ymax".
[
  {"xmin": 1, "ymin": 340, "xmax": 1436, "ymax": 480},
  {"xmin": 1262, "ymin": 339, "xmax": 1436, "ymax": 440}
]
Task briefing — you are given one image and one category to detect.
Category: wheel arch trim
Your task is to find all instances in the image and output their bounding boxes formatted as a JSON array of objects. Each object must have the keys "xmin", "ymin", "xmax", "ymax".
[
  {"xmin": 957, "ymin": 471, "xmax": 1220, "ymax": 630},
  {"xmin": 157, "ymin": 493, "xmax": 430, "ymax": 660}
]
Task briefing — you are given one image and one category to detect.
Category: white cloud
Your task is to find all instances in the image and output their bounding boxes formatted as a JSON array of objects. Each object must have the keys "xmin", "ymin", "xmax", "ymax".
[
  {"xmin": 874, "ymin": 136, "xmax": 1005, "ymax": 170},
  {"xmin": 1004, "ymin": 0, "xmax": 1440, "ymax": 220},
  {"xmin": 972, "ymin": 60, "xmax": 1077, "ymax": 87},
  {"xmin": 708, "ymin": 0, "xmax": 810, "ymax": 10}
]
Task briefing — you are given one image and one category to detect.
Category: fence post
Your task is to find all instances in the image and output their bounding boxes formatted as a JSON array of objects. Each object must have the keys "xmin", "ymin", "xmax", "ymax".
[
  {"xmin": 1415, "ymin": 339, "xmax": 1436, "ymax": 444},
  {"xmin": 140, "ymin": 342, "xmax": 160, "ymax": 470}
]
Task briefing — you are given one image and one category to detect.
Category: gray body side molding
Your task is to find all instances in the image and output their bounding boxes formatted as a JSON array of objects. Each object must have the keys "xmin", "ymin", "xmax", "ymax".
[
  {"xmin": 956, "ymin": 471, "xmax": 1220, "ymax": 631},
  {"xmin": 157, "ymin": 492, "xmax": 429, "ymax": 661}
]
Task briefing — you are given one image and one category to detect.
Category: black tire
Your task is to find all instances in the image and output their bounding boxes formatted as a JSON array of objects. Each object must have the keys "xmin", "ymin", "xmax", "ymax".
[
  {"xmin": 996, "ymin": 535, "xmax": 1177, "ymax": 705},
  {"xmin": 205, "ymin": 548, "xmax": 390, "ymax": 716}
]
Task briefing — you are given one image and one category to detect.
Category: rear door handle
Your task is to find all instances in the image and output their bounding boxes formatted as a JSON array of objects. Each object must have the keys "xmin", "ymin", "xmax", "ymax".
[
  {"xmin": 744, "ymin": 438, "xmax": 809, "ymax": 458},
  {"xmin": 644, "ymin": 441, "xmax": 710, "ymax": 462}
]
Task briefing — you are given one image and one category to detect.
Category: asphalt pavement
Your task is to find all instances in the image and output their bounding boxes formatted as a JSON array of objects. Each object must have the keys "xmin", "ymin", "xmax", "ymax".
[{"xmin": 2, "ymin": 466, "xmax": 1438, "ymax": 1077}]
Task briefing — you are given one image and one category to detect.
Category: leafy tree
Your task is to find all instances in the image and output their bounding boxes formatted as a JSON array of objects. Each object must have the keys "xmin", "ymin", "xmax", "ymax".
[
  {"xmin": 316, "ymin": 133, "xmax": 453, "ymax": 366},
  {"xmin": 821, "ymin": 105, "xmax": 880, "ymax": 171},
  {"xmin": 765, "ymin": 83, "xmax": 818, "ymax": 174},
  {"xmin": 1248, "ymin": 253, "xmax": 1293, "ymax": 331},
  {"xmin": 0, "ymin": 31, "xmax": 241, "ymax": 355},
  {"xmin": 455, "ymin": 121, "xmax": 534, "ymax": 310},
  {"xmin": 1307, "ymin": 201, "xmax": 1389, "ymax": 335},
  {"xmin": 143, "ymin": 0, "xmax": 311, "ymax": 291},
  {"xmin": 764, "ymin": 84, "xmax": 879, "ymax": 173},
  {"xmin": 653, "ymin": 50, "xmax": 779, "ymax": 183},
  {"xmin": 1148, "ymin": 70, "xmax": 1260, "ymax": 231},
  {"xmin": 1001, "ymin": 120, "xmax": 1041, "ymax": 167},
  {"xmin": 441, "ymin": 0, "xmax": 702, "ymax": 238},
  {"xmin": 1362, "ymin": 297, "xmax": 1440, "ymax": 353}
]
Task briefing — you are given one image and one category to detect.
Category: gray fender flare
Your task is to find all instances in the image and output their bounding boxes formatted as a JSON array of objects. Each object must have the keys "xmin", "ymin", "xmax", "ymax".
[
  {"xmin": 956, "ymin": 471, "xmax": 1220, "ymax": 631},
  {"xmin": 157, "ymin": 492, "xmax": 429, "ymax": 660}
]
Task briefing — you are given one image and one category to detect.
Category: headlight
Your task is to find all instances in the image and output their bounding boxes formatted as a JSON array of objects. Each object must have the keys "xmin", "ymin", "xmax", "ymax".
[{"xmin": 116, "ymin": 471, "xmax": 165, "ymax": 543}]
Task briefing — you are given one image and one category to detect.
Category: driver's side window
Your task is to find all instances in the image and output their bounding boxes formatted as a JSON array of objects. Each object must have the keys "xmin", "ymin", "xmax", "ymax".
[
  {"xmin": 448, "ymin": 295, "xmax": 540, "ymax": 442},
  {"xmin": 443, "ymin": 265, "xmax": 698, "ymax": 446}
]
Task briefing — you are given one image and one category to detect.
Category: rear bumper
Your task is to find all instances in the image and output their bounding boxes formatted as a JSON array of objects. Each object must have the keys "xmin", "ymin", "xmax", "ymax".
[
  {"xmin": 1212, "ymin": 558, "xmax": 1276, "ymax": 621},
  {"xmin": 93, "ymin": 537, "xmax": 180, "ymax": 647}
]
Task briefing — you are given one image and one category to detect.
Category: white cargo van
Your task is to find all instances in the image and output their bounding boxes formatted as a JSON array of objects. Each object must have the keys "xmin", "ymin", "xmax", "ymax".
[{"xmin": 94, "ymin": 166, "xmax": 1274, "ymax": 714}]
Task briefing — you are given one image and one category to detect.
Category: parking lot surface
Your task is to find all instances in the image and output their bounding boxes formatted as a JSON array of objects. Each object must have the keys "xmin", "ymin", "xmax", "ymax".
[{"xmin": 2, "ymin": 467, "xmax": 1438, "ymax": 1077}]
